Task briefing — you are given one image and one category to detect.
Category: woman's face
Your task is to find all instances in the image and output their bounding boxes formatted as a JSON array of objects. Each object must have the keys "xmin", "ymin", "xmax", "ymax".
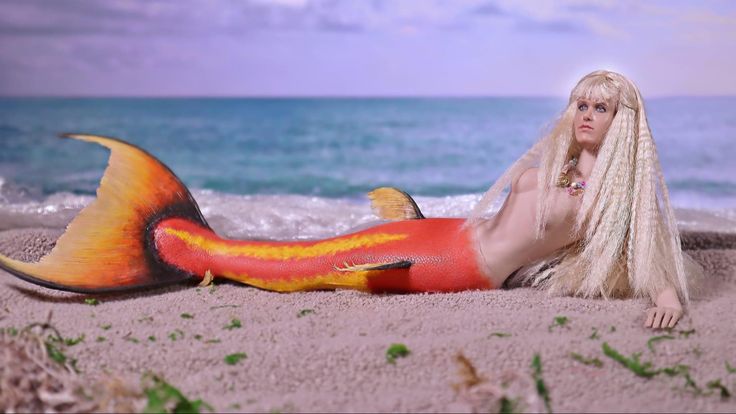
[{"xmin": 573, "ymin": 97, "xmax": 615, "ymax": 151}]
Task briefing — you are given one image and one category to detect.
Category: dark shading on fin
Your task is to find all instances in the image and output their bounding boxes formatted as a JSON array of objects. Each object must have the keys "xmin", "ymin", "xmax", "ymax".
[
  {"xmin": 334, "ymin": 260, "xmax": 413, "ymax": 272},
  {"xmin": 367, "ymin": 187, "xmax": 426, "ymax": 220},
  {"xmin": 363, "ymin": 260, "xmax": 413, "ymax": 270},
  {"xmin": 0, "ymin": 133, "xmax": 210, "ymax": 293}
]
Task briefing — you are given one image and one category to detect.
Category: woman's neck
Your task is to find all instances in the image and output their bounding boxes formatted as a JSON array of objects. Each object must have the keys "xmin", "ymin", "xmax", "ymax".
[{"xmin": 576, "ymin": 148, "xmax": 597, "ymax": 180}]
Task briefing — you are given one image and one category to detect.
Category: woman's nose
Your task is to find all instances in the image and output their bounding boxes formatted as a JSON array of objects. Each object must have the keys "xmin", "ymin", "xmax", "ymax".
[{"xmin": 583, "ymin": 111, "xmax": 593, "ymax": 121}]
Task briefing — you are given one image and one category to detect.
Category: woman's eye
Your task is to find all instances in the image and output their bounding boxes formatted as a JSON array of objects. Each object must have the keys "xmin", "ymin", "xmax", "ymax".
[
  {"xmin": 578, "ymin": 103, "xmax": 587, "ymax": 111},
  {"xmin": 596, "ymin": 105, "xmax": 606, "ymax": 113}
]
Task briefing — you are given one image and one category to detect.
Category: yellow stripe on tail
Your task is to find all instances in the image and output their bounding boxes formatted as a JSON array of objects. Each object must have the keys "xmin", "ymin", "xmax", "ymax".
[{"xmin": 0, "ymin": 134, "xmax": 209, "ymax": 293}]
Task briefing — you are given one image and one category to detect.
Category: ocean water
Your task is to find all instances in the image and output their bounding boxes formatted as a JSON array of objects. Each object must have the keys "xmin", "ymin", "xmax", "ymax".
[{"xmin": 0, "ymin": 97, "xmax": 735, "ymax": 238}]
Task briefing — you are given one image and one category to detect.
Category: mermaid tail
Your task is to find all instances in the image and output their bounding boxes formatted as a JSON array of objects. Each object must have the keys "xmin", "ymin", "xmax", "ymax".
[{"xmin": 0, "ymin": 134, "xmax": 494, "ymax": 293}]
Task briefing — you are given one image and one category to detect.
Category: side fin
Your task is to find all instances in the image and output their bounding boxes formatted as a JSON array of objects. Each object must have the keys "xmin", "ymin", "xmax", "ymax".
[
  {"xmin": 333, "ymin": 259, "xmax": 412, "ymax": 272},
  {"xmin": 367, "ymin": 187, "xmax": 425, "ymax": 220},
  {"xmin": 0, "ymin": 134, "xmax": 209, "ymax": 293}
]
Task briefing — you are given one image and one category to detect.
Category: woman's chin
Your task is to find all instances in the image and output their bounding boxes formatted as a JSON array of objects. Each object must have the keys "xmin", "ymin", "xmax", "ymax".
[{"xmin": 574, "ymin": 136, "xmax": 601, "ymax": 148}]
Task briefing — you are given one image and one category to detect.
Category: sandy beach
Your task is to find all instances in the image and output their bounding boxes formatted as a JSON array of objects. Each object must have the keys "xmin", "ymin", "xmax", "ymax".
[{"xmin": 1, "ymin": 219, "xmax": 736, "ymax": 412}]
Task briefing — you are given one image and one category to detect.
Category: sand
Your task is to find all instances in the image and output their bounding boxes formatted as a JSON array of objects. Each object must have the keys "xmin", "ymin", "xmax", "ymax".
[{"xmin": 1, "ymin": 226, "xmax": 735, "ymax": 413}]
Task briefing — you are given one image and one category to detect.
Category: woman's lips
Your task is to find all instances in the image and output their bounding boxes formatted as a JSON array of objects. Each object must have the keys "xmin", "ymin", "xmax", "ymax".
[{"xmin": 579, "ymin": 125, "xmax": 593, "ymax": 130}]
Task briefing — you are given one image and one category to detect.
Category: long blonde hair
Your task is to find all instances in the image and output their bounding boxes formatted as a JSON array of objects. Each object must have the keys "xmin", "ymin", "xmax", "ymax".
[{"xmin": 464, "ymin": 70, "xmax": 704, "ymax": 308}]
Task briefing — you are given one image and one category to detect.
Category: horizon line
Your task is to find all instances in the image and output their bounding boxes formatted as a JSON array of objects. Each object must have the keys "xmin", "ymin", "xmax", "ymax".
[{"xmin": 1, "ymin": 93, "xmax": 735, "ymax": 99}]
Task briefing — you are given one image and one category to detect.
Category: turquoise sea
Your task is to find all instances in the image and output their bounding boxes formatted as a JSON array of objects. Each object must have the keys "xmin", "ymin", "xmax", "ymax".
[{"xmin": 0, "ymin": 97, "xmax": 734, "ymax": 238}]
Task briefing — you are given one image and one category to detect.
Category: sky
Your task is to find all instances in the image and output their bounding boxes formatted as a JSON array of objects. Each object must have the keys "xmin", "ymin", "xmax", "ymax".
[{"xmin": 0, "ymin": 0, "xmax": 735, "ymax": 97}]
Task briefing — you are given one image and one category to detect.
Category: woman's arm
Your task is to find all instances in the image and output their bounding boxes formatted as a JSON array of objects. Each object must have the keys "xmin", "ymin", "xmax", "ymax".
[{"xmin": 644, "ymin": 285, "xmax": 683, "ymax": 329}]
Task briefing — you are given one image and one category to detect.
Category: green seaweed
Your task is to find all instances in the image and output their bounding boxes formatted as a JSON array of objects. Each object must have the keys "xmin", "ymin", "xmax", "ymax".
[
  {"xmin": 142, "ymin": 373, "xmax": 213, "ymax": 413},
  {"xmin": 148, "ymin": 335, "xmax": 156, "ymax": 342},
  {"xmin": 48, "ymin": 333, "xmax": 85, "ymax": 346},
  {"xmin": 725, "ymin": 361, "xmax": 736, "ymax": 374},
  {"xmin": 180, "ymin": 313, "xmax": 194, "ymax": 319},
  {"xmin": 570, "ymin": 352, "xmax": 603, "ymax": 367},
  {"xmin": 84, "ymin": 298, "xmax": 100, "ymax": 306},
  {"xmin": 602, "ymin": 342, "xmax": 659, "ymax": 378},
  {"xmin": 297, "ymin": 309, "xmax": 314, "ymax": 318},
  {"xmin": 646, "ymin": 335, "xmax": 675, "ymax": 354},
  {"xmin": 45, "ymin": 341, "xmax": 67, "ymax": 365},
  {"xmin": 96, "ymin": 336, "xmax": 106, "ymax": 342},
  {"xmin": 548, "ymin": 316, "xmax": 569, "ymax": 332},
  {"xmin": 224, "ymin": 352, "xmax": 248, "ymax": 365},
  {"xmin": 168, "ymin": 329, "xmax": 185, "ymax": 341},
  {"xmin": 224, "ymin": 319, "xmax": 242, "ymax": 330},
  {"xmin": 678, "ymin": 328, "xmax": 696, "ymax": 338},
  {"xmin": 531, "ymin": 353, "xmax": 552, "ymax": 413},
  {"xmin": 209, "ymin": 304, "xmax": 239, "ymax": 310},
  {"xmin": 588, "ymin": 328, "xmax": 600, "ymax": 340},
  {"xmin": 205, "ymin": 339, "xmax": 221, "ymax": 344},
  {"xmin": 499, "ymin": 396, "xmax": 521, "ymax": 413},
  {"xmin": 706, "ymin": 379, "xmax": 731, "ymax": 399},
  {"xmin": 489, "ymin": 332, "xmax": 512, "ymax": 338},
  {"xmin": 691, "ymin": 345, "xmax": 703, "ymax": 358},
  {"xmin": 386, "ymin": 343, "xmax": 410, "ymax": 364},
  {"xmin": 101, "ymin": 324, "xmax": 112, "ymax": 330}
]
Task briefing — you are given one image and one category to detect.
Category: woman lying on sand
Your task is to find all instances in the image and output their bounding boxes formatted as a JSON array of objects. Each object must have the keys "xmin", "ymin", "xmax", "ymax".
[{"xmin": 0, "ymin": 70, "xmax": 702, "ymax": 331}]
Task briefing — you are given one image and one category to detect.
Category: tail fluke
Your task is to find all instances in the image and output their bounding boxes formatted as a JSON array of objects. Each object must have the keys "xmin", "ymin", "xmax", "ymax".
[{"xmin": 0, "ymin": 134, "xmax": 209, "ymax": 293}]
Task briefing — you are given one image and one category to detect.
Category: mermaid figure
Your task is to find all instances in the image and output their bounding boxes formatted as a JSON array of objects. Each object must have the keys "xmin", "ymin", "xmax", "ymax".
[{"xmin": 0, "ymin": 70, "xmax": 703, "ymax": 330}]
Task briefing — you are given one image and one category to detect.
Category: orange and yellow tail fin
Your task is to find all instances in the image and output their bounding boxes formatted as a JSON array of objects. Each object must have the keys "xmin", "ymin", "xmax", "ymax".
[{"xmin": 0, "ymin": 134, "xmax": 209, "ymax": 293}]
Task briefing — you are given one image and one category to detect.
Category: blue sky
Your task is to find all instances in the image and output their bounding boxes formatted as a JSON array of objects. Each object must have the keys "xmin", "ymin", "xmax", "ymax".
[{"xmin": 1, "ymin": 0, "xmax": 734, "ymax": 97}]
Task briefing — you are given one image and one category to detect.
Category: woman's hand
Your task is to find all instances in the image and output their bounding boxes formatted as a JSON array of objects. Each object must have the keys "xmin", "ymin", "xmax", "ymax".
[
  {"xmin": 645, "ymin": 286, "xmax": 683, "ymax": 329},
  {"xmin": 644, "ymin": 306, "xmax": 683, "ymax": 329}
]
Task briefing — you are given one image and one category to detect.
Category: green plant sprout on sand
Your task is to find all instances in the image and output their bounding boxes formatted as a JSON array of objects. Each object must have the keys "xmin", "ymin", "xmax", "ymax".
[
  {"xmin": 531, "ymin": 353, "xmax": 552, "ymax": 413},
  {"xmin": 489, "ymin": 332, "xmax": 512, "ymax": 338},
  {"xmin": 180, "ymin": 313, "xmax": 194, "ymax": 319},
  {"xmin": 84, "ymin": 298, "xmax": 100, "ymax": 306},
  {"xmin": 101, "ymin": 324, "xmax": 112, "ymax": 330},
  {"xmin": 224, "ymin": 352, "xmax": 248, "ymax": 365},
  {"xmin": 386, "ymin": 343, "xmax": 410, "ymax": 364},
  {"xmin": 569, "ymin": 352, "xmax": 603, "ymax": 367},
  {"xmin": 548, "ymin": 316, "xmax": 569, "ymax": 332},
  {"xmin": 142, "ymin": 373, "xmax": 213, "ymax": 413}
]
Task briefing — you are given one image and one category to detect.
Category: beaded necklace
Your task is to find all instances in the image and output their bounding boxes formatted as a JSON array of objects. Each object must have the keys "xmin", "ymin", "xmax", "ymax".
[{"xmin": 556, "ymin": 156, "xmax": 586, "ymax": 196}]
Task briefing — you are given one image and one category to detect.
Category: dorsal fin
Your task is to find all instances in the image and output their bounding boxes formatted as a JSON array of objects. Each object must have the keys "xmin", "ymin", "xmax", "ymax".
[{"xmin": 367, "ymin": 187, "xmax": 425, "ymax": 221}]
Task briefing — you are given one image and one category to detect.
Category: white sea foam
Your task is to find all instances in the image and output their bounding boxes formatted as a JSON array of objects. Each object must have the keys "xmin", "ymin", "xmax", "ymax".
[{"xmin": 1, "ymin": 187, "xmax": 734, "ymax": 237}]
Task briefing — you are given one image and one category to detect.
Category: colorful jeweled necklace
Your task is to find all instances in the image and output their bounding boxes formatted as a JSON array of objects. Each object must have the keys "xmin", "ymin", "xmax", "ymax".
[{"xmin": 556, "ymin": 156, "xmax": 586, "ymax": 196}]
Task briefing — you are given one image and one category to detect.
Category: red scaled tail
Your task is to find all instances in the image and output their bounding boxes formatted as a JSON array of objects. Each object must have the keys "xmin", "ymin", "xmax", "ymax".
[{"xmin": 0, "ymin": 134, "xmax": 210, "ymax": 293}]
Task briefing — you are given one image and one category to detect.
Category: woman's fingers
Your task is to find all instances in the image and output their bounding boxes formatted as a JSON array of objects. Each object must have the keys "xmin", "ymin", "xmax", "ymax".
[
  {"xmin": 644, "ymin": 307, "xmax": 683, "ymax": 329},
  {"xmin": 652, "ymin": 309, "xmax": 665, "ymax": 328},
  {"xmin": 660, "ymin": 311, "xmax": 673, "ymax": 329},
  {"xmin": 667, "ymin": 309, "xmax": 683, "ymax": 328}
]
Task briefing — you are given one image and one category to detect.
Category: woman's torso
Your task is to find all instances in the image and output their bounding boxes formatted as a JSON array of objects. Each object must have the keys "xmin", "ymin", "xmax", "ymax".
[{"xmin": 472, "ymin": 167, "xmax": 583, "ymax": 287}]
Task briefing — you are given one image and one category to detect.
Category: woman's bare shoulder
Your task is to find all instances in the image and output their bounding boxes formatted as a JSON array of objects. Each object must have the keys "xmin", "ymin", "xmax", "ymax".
[{"xmin": 512, "ymin": 167, "xmax": 539, "ymax": 193}]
